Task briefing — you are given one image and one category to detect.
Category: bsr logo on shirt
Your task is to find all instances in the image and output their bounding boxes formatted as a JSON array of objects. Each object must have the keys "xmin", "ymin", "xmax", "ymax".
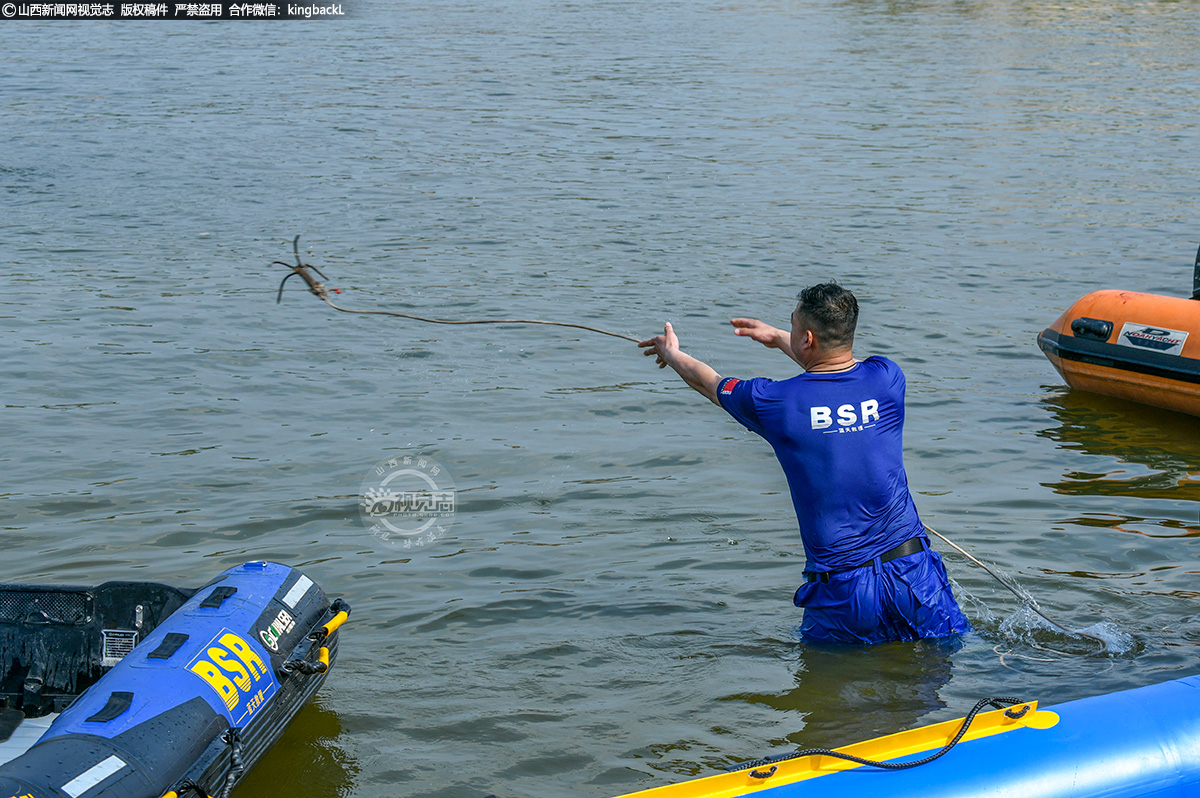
[{"xmin": 810, "ymin": 400, "xmax": 880, "ymax": 430}]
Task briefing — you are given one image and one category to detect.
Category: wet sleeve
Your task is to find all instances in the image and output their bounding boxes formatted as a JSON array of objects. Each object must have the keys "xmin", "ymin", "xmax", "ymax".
[
  {"xmin": 885, "ymin": 357, "xmax": 906, "ymax": 396},
  {"xmin": 879, "ymin": 357, "xmax": 907, "ymax": 425},
  {"xmin": 716, "ymin": 376, "xmax": 767, "ymax": 437}
]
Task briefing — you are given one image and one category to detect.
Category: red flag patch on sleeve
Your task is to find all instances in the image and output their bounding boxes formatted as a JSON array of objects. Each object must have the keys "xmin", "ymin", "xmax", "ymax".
[{"xmin": 719, "ymin": 378, "xmax": 740, "ymax": 395}]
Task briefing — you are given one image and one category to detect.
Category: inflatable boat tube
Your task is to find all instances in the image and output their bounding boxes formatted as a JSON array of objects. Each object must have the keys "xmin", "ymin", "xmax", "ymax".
[
  {"xmin": 614, "ymin": 671, "xmax": 1200, "ymax": 798},
  {"xmin": 0, "ymin": 561, "xmax": 348, "ymax": 798},
  {"xmin": 1038, "ymin": 289, "xmax": 1200, "ymax": 416}
]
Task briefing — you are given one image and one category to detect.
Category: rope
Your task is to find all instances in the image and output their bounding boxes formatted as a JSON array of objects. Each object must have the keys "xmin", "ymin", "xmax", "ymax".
[
  {"xmin": 272, "ymin": 236, "xmax": 640, "ymax": 343},
  {"xmin": 217, "ymin": 728, "xmax": 245, "ymax": 798},
  {"xmin": 734, "ymin": 697, "xmax": 1028, "ymax": 778},
  {"xmin": 924, "ymin": 525, "xmax": 1108, "ymax": 649},
  {"xmin": 271, "ymin": 238, "xmax": 1111, "ymax": 654}
]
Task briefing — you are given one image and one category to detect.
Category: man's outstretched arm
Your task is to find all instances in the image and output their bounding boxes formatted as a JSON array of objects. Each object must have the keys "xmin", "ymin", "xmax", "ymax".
[
  {"xmin": 639, "ymin": 322, "xmax": 722, "ymax": 405},
  {"xmin": 730, "ymin": 318, "xmax": 801, "ymax": 365}
]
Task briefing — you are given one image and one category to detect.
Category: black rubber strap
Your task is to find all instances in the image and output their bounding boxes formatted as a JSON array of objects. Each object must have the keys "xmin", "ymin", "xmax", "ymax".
[
  {"xmin": 86, "ymin": 691, "xmax": 134, "ymax": 723},
  {"xmin": 199, "ymin": 585, "xmax": 238, "ymax": 609},
  {"xmin": 147, "ymin": 632, "xmax": 190, "ymax": 660}
]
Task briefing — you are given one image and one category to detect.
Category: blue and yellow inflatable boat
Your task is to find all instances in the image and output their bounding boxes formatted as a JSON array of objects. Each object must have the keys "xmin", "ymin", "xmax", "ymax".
[
  {"xmin": 615, "ymin": 672, "xmax": 1200, "ymax": 798},
  {"xmin": 0, "ymin": 561, "xmax": 347, "ymax": 798}
]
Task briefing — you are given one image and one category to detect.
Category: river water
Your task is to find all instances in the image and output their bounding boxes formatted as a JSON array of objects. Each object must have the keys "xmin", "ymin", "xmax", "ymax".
[{"xmin": 2, "ymin": 2, "xmax": 1199, "ymax": 796}]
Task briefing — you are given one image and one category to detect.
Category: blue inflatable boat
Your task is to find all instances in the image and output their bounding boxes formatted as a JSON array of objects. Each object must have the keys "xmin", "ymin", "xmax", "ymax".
[
  {"xmin": 0, "ymin": 561, "xmax": 348, "ymax": 798},
  {"xmin": 613, "ymin": 672, "xmax": 1200, "ymax": 798}
]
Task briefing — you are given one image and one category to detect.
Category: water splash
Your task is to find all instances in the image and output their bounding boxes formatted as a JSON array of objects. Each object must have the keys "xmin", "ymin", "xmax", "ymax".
[
  {"xmin": 993, "ymin": 605, "xmax": 1135, "ymax": 666},
  {"xmin": 949, "ymin": 577, "xmax": 996, "ymax": 624},
  {"xmin": 952, "ymin": 578, "xmax": 1135, "ymax": 659},
  {"xmin": 1071, "ymin": 621, "xmax": 1135, "ymax": 656}
]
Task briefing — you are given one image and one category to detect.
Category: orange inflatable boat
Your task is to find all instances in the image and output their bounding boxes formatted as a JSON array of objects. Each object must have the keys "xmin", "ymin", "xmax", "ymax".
[{"xmin": 1037, "ymin": 245, "xmax": 1200, "ymax": 417}]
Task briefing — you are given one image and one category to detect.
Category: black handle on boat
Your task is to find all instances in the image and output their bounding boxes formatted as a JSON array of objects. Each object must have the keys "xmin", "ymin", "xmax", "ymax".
[{"xmin": 1192, "ymin": 242, "xmax": 1199, "ymax": 300}]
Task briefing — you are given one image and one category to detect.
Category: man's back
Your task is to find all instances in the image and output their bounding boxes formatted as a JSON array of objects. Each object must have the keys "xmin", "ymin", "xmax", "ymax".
[{"xmin": 717, "ymin": 356, "xmax": 923, "ymax": 571}]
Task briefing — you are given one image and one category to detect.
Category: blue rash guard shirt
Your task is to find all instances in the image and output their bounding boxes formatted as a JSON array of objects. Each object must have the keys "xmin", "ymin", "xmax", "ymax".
[{"xmin": 716, "ymin": 356, "xmax": 924, "ymax": 572}]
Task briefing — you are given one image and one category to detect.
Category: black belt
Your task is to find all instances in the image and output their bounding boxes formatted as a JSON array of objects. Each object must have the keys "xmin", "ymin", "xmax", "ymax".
[{"xmin": 803, "ymin": 536, "xmax": 927, "ymax": 584}]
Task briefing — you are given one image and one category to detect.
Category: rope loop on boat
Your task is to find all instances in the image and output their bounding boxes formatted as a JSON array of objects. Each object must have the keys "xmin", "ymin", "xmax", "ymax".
[
  {"xmin": 217, "ymin": 727, "xmax": 245, "ymax": 798},
  {"xmin": 736, "ymin": 696, "xmax": 1026, "ymax": 778},
  {"xmin": 1003, "ymin": 703, "xmax": 1031, "ymax": 719},
  {"xmin": 160, "ymin": 779, "xmax": 214, "ymax": 798}
]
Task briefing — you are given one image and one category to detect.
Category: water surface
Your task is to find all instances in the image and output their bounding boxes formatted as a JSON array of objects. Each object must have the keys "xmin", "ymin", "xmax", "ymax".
[{"xmin": 3, "ymin": 2, "xmax": 1200, "ymax": 796}]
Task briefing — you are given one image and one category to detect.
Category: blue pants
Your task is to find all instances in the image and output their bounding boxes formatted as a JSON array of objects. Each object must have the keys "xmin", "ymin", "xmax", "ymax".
[{"xmin": 793, "ymin": 542, "xmax": 970, "ymax": 645}]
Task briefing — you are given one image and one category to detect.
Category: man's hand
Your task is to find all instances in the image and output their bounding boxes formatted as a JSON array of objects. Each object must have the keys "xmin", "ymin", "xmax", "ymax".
[
  {"xmin": 730, "ymin": 318, "xmax": 787, "ymax": 348},
  {"xmin": 731, "ymin": 317, "xmax": 802, "ymax": 365},
  {"xmin": 639, "ymin": 322, "xmax": 721, "ymax": 404},
  {"xmin": 638, "ymin": 321, "xmax": 680, "ymax": 369}
]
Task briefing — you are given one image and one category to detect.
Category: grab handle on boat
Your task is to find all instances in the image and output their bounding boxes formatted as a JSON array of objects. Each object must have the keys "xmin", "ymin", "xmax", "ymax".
[
  {"xmin": 279, "ymin": 599, "xmax": 350, "ymax": 678},
  {"xmin": 1070, "ymin": 317, "xmax": 1113, "ymax": 341},
  {"xmin": 309, "ymin": 598, "xmax": 351, "ymax": 644}
]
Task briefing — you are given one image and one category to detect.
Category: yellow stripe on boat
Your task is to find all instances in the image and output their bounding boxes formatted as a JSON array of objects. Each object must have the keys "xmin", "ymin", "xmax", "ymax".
[{"xmin": 614, "ymin": 701, "xmax": 1058, "ymax": 798}]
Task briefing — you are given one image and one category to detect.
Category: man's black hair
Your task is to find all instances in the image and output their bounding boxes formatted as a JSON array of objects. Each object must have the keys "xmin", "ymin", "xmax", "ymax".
[{"xmin": 795, "ymin": 283, "xmax": 858, "ymax": 349}]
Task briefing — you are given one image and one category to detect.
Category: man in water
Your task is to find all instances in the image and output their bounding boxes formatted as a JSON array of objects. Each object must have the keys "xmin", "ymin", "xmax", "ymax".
[{"xmin": 638, "ymin": 283, "xmax": 969, "ymax": 644}]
